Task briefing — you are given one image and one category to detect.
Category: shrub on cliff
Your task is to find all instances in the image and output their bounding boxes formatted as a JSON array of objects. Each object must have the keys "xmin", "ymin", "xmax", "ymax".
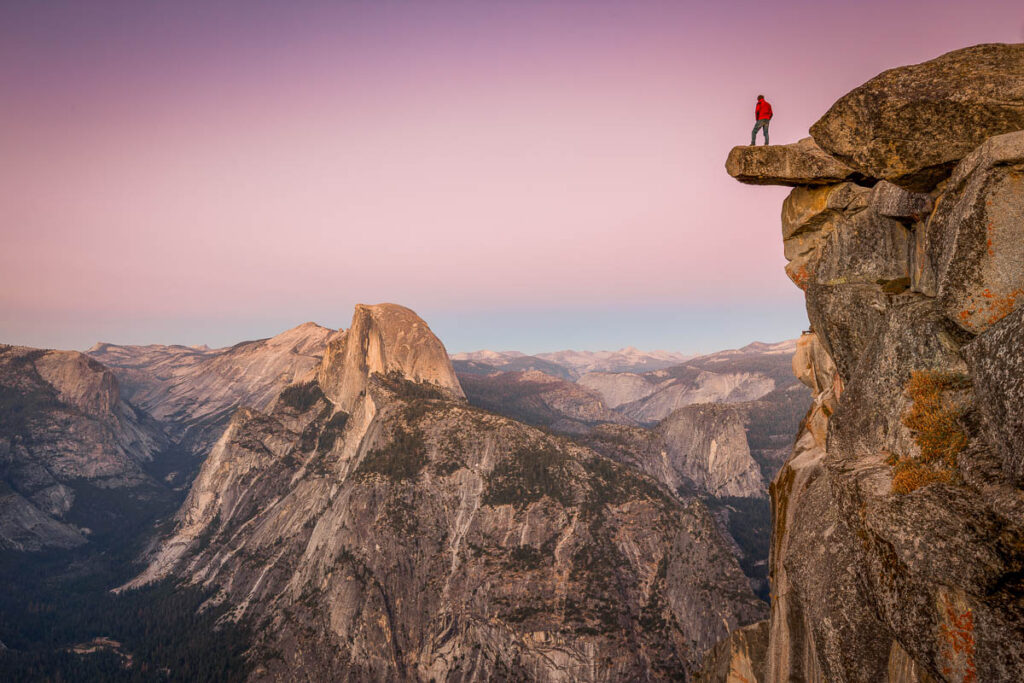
[{"xmin": 890, "ymin": 370, "xmax": 969, "ymax": 494}]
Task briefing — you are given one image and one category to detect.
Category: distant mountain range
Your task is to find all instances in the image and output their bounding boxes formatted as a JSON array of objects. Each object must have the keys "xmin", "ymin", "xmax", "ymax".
[
  {"xmin": 1, "ymin": 316, "xmax": 798, "ymax": 677},
  {"xmin": 451, "ymin": 347, "xmax": 693, "ymax": 379}
]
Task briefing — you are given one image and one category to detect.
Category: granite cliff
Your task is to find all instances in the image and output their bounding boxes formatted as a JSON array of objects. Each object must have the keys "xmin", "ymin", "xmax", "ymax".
[
  {"xmin": 707, "ymin": 43, "xmax": 1024, "ymax": 682},
  {"xmin": 129, "ymin": 303, "xmax": 766, "ymax": 680}
]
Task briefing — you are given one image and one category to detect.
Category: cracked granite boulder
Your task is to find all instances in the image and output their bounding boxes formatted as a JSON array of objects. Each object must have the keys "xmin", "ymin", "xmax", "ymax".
[{"xmin": 811, "ymin": 43, "xmax": 1024, "ymax": 191}]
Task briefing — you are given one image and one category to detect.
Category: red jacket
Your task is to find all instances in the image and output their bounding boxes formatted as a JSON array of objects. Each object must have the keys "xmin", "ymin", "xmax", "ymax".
[{"xmin": 755, "ymin": 99, "xmax": 773, "ymax": 120}]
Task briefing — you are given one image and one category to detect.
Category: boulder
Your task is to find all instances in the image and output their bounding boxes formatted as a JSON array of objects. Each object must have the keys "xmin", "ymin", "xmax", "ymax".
[
  {"xmin": 726, "ymin": 137, "xmax": 860, "ymax": 186},
  {"xmin": 965, "ymin": 306, "xmax": 1024, "ymax": 484},
  {"xmin": 811, "ymin": 43, "xmax": 1024, "ymax": 191},
  {"xmin": 923, "ymin": 131, "xmax": 1024, "ymax": 333},
  {"xmin": 784, "ymin": 205, "xmax": 911, "ymax": 295}
]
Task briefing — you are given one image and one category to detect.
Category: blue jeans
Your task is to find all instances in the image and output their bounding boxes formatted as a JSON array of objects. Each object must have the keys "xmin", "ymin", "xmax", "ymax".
[{"xmin": 751, "ymin": 118, "xmax": 770, "ymax": 145}]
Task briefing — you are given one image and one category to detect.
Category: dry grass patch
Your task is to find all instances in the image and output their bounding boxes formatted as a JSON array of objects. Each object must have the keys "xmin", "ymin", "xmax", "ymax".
[{"xmin": 890, "ymin": 370, "xmax": 969, "ymax": 495}]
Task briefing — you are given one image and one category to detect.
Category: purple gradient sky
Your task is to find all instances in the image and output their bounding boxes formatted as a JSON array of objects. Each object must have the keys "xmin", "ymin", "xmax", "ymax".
[{"xmin": 3, "ymin": 1, "xmax": 1022, "ymax": 354}]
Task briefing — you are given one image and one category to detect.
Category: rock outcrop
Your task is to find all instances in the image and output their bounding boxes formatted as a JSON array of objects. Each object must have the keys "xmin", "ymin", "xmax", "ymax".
[
  {"xmin": 0, "ymin": 346, "xmax": 167, "ymax": 550},
  {"xmin": 317, "ymin": 304, "xmax": 464, "ymax": 411},
  {"xmin": 810, "ymin": 43, "xmax": 1024, "ymax": 191},
  {"xmin": 130, "ymin": 304, "xmax": 765, "ymax": 680},
  {"xmin": 726, "ymin": 137, "xmax": 861, "ymax": 186},
  {"xmin": 722, "ymin": 43, "xmax": 1024, "ymax": 683},
  {"xmin": 920, "ymin": 131, "xmax": 1024, "ymax": 334}
]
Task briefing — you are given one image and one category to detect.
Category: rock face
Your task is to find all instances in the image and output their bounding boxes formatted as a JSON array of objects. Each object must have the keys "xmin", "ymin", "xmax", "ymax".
[
  {"xmin": 726, "ymin": 137, "xmax": 861, "ymax": 186},
  {"xmin": 578, "ymin": 371, "xmax": 659, "ymax": 408},
  {"xmin": 451, "ymin": 352, "xmax": 574, "ymax": 380},
  {"xmin": 696, "ymin": 620, "xmax": 769, "ymax": 683},
  {"xmin": 0, "ymin": 346, "xmax": 167, "ymax": 550},
  {"xmin": 656, "ymin": 405, "xmax": 765, "ymax": 499},
  {"xmin": 535, "ymin": 347, "xmax": 694, "ymax": 377},
  {"xmin": 965, "ymin": 306, "xmax": 1024, "ymax": 485},
  {"xmin": 724, "ymin": 43, "xmax": 1024, "ymax": 683},
  {"xmin": 88, "ymin": 322, "xmax": 334, "ymax": 453},
  {"xmin": 921, "ymin": 131, "xmax": 1024, "ymax": 334},
  {"xmin": 810, "ymin": 43, "xmax": 1024, "ymax": 191},
  {"xmin": 582, "ymin": 406, "xmax": 766, "ymax": 501},
  {"xmin": 130, "ymin": 304, "xmax": 766, "ymax": 680},
  {"xmin": 318, "ymin": 304, "xmax": 464, "ymax": 412}
]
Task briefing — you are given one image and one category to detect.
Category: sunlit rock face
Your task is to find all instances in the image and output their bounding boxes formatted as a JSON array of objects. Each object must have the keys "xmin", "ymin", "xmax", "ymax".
[
  {"xmin": 721, "ymin": 43, "xmax": 1024, "ymax": 683},
  {"xmin": 317, "ymin": 303, "xmax": 465, "ymax": 412}
]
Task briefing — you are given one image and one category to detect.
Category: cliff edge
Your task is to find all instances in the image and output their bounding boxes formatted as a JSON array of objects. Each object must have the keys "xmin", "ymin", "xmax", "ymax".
[{"xmin": 709, "ymin": 43, "xmax": 1024, "ymax": 682}]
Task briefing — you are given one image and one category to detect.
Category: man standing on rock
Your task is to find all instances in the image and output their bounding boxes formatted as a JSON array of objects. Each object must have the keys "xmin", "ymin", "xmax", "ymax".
[{"xmin": 751, "ymin": 95, "xmax": 773, "ymax": 145}]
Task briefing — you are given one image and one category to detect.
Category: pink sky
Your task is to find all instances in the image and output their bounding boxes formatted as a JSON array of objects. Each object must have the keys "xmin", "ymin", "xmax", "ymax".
[{"xmin": 2, "ymin": 1, "xmax": 1022, "ymax": 353}]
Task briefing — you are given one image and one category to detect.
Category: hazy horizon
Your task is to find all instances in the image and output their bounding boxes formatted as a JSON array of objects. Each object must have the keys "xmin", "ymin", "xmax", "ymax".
[{"xmin": 4, "ymin": 1, "xmax": 1022, "ymax": 353}]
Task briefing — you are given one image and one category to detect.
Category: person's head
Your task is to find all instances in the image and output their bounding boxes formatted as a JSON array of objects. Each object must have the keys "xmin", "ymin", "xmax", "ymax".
[{"xmin": 757, "ymin": 94, "xmax": 764, "ymax": 100}]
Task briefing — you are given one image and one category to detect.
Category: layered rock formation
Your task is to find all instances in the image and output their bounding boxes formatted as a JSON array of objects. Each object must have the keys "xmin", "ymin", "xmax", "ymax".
[
  {"xmin": 0, "ymin": 346, "xmax": 167, "ymax": 550},
  {"xmin": 89, "ymin": 322, "xmax": 334, "ymax": 453},
  {"xmin": 130, "ymin": 303, "xmax": 766, "ymax": 680},
  {"xmin": 716, "ymin": 42, "xmax": 1024, "ymax": 683}
]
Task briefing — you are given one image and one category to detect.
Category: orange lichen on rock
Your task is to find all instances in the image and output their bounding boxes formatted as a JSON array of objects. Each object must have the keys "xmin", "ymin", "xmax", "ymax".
[
  {"xmin": 785, "ymin": 262, "xmax": 812, "ymax": 290},
  {"xmin": 938, "ymin": 592, "xmax": 977, "ymax": 683},
  {"xmin": 957, "ymin": 287, "xmax": 1024, "ymax": 331}
]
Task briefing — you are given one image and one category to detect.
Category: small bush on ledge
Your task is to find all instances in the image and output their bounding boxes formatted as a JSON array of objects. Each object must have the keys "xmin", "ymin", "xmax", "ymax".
[{"xmin": 890, "ymin": 370, "xmax": 969, "ymax": 495}]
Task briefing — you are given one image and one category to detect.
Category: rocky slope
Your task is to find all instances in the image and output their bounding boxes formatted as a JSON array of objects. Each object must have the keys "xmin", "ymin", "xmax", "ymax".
[
  {"xmin": 707, "ymin": 43, "xmax": 1024, "ymax": 682},
  {"xmin": 89, "ymin": 322, "xmax": 334, "ymax": 454},
  {"xmin": 0, "ymin": 346, "xmax": 168, "ymax": 550},
  {"xmin": 583, "ymin": 405, "xmax": 765, "ymax": 501},
  {"xmin": 130, "ymin": 304, "xmax": 766, "ymax": 680},
  {"xmin": 457, "ymin": 369, "xmax": 635, "ymax": 434}
]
